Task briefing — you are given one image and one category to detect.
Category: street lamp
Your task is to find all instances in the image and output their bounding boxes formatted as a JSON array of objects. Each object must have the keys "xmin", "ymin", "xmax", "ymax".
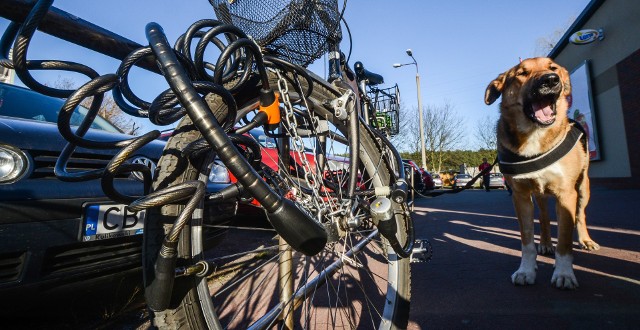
[{"xmin": 393, "ymin": 49, "xmax": 427, "ymax": 170}]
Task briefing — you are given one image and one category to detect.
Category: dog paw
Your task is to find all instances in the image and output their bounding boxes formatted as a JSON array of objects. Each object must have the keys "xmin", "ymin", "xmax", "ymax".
[
  {"xmin": 537, "ymin": 243, "xmax": 555, "ymax": 255},
  {"xmin": 580, "ymin": 240, "xmax": 600, "ymax": 251},
  {"xmin": 511, "ymin": 269, "xmax": 536, "ymax": 285},
  {"xmin": 551, "ymin": 271, "xmax": 579, "ymax": 290}
]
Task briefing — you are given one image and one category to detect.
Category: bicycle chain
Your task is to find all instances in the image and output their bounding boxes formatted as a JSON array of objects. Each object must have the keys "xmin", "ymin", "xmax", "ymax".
[{"xmin": 274, "ymin": 69, "xmax": 345, "ymax": 222}]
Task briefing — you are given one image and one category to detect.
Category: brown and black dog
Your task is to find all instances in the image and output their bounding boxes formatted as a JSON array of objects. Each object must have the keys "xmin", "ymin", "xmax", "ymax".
[{"xmin": 485, "ymin": 57, "xmax": 599, "ymax": 289}]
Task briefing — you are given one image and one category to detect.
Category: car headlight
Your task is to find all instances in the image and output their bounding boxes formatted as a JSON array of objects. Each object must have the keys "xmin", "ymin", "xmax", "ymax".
[
  {"xmin": 0, "ymin": 145, "xmax": 29, "ymax": 184},
  {"xmin": 209, "ymin": 160, "xmax": 230, "ymax": 183}
]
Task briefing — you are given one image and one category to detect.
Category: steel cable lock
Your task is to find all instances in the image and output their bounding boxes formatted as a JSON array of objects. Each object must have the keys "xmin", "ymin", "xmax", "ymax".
[{"xmin": 1, "ymin": 0, "xmax": 328, "ymax": 311}]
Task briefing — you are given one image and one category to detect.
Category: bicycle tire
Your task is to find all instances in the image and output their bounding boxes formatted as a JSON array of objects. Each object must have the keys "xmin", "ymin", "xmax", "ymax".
[{"xmin": 144, "ymin": 71, "xmax": 411, "ymax": 329}]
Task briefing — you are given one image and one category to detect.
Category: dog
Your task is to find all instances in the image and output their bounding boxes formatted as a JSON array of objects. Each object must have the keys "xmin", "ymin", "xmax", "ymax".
[{"xmin": 484, "ymin": 57, "xmax": 600, "ymax": 289}]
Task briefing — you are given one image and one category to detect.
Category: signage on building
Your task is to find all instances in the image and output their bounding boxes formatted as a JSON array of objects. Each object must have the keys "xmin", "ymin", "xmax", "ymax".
[
  {"xmin": 568, "ymin": 61, "xmax": 600, "ymax": 161},
  {"xmin": 569, "ymin": 29, "xmax": 604, "ymax": 45}
]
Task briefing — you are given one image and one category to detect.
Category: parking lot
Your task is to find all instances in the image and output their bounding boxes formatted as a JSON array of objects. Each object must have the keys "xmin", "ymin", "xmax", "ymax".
[
  {"xmin": 3, "ymin": 187, "xmax": 639, "ymax": 329},
  {"xmin": 407, "ymin": 188, "xmax": 640, "ymax": 329}
]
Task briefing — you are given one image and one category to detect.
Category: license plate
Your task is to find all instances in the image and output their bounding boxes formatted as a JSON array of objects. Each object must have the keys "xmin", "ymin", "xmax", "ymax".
[{"xmin": 81, "ymin": 203, "xmax": 145, "ymax": 242}]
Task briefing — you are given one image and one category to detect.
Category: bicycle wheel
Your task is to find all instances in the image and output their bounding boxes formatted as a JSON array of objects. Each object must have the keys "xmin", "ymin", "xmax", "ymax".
[{"xmin": 144, "ymin": 71, "xmax": 411, "ymax": 329}]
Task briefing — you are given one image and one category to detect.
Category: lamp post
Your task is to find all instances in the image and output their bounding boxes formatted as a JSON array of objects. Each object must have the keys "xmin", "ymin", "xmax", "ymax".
[{"xmin": 393, "ymin": 49, "xmax": 427, "ymax": 170}]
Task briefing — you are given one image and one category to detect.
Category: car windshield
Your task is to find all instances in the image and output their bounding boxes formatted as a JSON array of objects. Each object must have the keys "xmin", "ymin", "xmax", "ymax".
[
  {"xmin": 0, "ymin": 83, "xmax": 121, "ymax": 133},
  {"xmin": 402, "ymin": 160, "xmax": 419, "ymax": 170},
  {"xmin": 457, "ymin": 174, "xmax": 471, "ymax": 178},
  {"xmin": 249, "ymin": 128, "xmax": 277, "ymax": 148},
  {"xmin": 327, "ymin": 158, "xmax": 349, "ymax": 171}
]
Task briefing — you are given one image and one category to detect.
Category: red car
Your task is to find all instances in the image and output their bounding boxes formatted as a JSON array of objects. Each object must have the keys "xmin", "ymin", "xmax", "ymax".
[
  {"xmin": 420, "ymin": 168, "xmax": 436, "ymax": 191},
  {"xmin": 162, "ymin": 128, "xmax": 354, "ymax": 212},
  {"xmin": 402, "ymin": 159, "xmax": 435, "ymax": 193},
  {"xmin": 242, "ymin": 129, "xmax": 358, "ymax": 207}
]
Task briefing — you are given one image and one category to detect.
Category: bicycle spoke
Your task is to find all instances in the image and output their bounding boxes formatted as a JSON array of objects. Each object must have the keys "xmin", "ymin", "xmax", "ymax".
[
  {"xmin": 229, "ymin": 229, "xmax": 379, "ymax": 328},
  {"xmin": 212, "ymin": 251, "xmax": 282, "ymax": 299},
  {"xmin": 222, "ymin": 253, "xmax": 283, "ymax": 327}
]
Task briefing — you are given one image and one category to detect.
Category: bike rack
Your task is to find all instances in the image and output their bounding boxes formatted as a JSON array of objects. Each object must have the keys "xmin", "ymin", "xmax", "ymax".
[{"xmin": 404, "ymin": 163, "xmax": 415, "ymax": 212}]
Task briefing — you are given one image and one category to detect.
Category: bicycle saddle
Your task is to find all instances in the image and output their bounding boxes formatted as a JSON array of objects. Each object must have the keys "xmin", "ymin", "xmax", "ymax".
[{"xmin": 354, "ymin": 61, "xmax": 384, "ymax": 85}]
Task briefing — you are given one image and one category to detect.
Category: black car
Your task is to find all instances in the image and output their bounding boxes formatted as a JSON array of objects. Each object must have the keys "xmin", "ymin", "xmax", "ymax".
[{"xmin": 0, "ymin": 82, "xmax": 235, "ymax": 297}]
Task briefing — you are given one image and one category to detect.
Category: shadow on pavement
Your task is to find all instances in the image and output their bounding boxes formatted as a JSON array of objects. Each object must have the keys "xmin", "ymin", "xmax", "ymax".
[
  {"xmin": 408, "ymin": 188, "xmax": 640, "ymax": 330},
  {"xmin": 0, "ymin": 271, "xmax": 148, "ymax": 329}
]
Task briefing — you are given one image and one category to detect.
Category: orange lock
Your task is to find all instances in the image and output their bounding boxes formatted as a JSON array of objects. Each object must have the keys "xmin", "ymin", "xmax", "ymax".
[{"xmin": 259, "ymin": 89, "xmax": 280, "ymax": 129}]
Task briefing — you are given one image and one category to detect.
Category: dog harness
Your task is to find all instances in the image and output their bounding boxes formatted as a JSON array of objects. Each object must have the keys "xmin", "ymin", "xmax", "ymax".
[{"xmin": 498, "ymin": 120, "xmax": 587, "ymax": 175}]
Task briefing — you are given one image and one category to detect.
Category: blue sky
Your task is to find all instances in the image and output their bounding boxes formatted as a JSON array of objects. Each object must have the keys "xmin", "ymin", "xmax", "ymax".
[{"xmin": 1, "ymin": 0, "xmax": 591, "ymax": 149}]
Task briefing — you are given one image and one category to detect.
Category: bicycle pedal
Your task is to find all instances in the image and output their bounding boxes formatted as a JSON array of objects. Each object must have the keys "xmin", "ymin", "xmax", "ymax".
[{"xmin": 410, "ymin": 239, "xmax": 432, "ymax": 263}]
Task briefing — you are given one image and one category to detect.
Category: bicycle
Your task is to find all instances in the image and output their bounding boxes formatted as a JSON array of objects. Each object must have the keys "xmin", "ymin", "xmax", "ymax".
[{"xmin": 0, "ymin": 0, "xmax": 414, "ymax": 328}]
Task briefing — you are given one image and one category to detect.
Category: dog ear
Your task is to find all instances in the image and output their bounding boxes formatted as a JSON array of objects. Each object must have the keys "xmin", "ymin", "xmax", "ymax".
[{"xmin": 484, "ymin": 73, "xmax": 506, "ymax": 105}]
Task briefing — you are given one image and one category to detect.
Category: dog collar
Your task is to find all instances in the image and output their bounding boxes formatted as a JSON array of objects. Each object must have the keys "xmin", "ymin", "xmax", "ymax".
[{"xmin": 498, "ymin": 120, "xmax": 586, "ymax": 175}]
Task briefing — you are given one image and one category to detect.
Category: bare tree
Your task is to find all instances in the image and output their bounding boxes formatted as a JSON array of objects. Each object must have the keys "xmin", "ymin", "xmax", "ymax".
[
  {"xmin": 423, "ymin": 101, "xmax": 466, "ymax": 173},
  {"xmin": 390, "ymin": 101, "xmax": 466, "ymax": 172},
  {"xmin": 390, "ymin": 105, "xmax": 421, "ymax": 154},
  {"xmin": 50, "ymin": 77, "xmax": 141, "ymax": 135},
  {"xmin": 474, "ymin": 114, "xmax": 498, "ymax": 150},
  {"xmin": 534, "ymin": 16, "xmax": 576, "ymax": 56},
  {"xmin": 94, "ymin": 96, "xmax": 140, "ymax": 135}
]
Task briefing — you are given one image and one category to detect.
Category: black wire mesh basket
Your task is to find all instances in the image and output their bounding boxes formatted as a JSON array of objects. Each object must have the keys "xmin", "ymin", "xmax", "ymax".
[
  {"xmin": 368, "ymin": 84, "xmax": 400, "ymax": 136},
  {"xmin": 209, "ymin": 0, "xmax": 342, "ymax": 67}
]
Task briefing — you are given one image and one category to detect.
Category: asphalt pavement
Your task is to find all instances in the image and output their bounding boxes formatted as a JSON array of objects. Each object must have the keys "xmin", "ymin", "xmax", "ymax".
[
  {"xmin": 6, "ymin": 187, "xmax": 638, "ymax": 329},
  {"xmin": 407, "ymin": 187, "xmax": 640, "ymax": 330}
]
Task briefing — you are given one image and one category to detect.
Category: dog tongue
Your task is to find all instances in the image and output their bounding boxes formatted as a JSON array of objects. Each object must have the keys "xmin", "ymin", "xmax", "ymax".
[{"xmin": 532, "ymin": 101, "xmax": 554, "ymax": 122}]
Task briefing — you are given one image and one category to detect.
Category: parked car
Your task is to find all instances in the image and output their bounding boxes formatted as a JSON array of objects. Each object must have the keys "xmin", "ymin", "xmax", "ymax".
[
  {"xmin": 482, "ymin": 172, "xmax": 507, "ymax": 189},
  {"xmin": 244, "ymin": 128, "xmax": 358, "ymax": 210},
  {"xmin": 421, "ymin": 168, "xmax": 435, "ymax": 191},
  {"xmin": 0, "ymin": 82, "xmax": 235, "ymax": 297},
  {"xmin": 160, "ymin": 127, "xmax": 354, "ymax": 214},
  {"xmin": 400, "ymin": 160, "xmax": 435, "ymax": 193},
  {"xmin": 432, "ymin": 173, "xmax": 443, "ymax": 189},
  {"xmin": 402, "ymin": 160, "xmax": 425, "ymax": 193},
  {"xmin": 452, "ymin": 173, "xmax": 479, "ymax": 189}
]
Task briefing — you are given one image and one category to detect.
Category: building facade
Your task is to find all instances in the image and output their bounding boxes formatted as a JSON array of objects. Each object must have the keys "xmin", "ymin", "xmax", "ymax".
[{"xmin": 549, "ymin": 0, "xmax": 639, "ymax": 189}]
